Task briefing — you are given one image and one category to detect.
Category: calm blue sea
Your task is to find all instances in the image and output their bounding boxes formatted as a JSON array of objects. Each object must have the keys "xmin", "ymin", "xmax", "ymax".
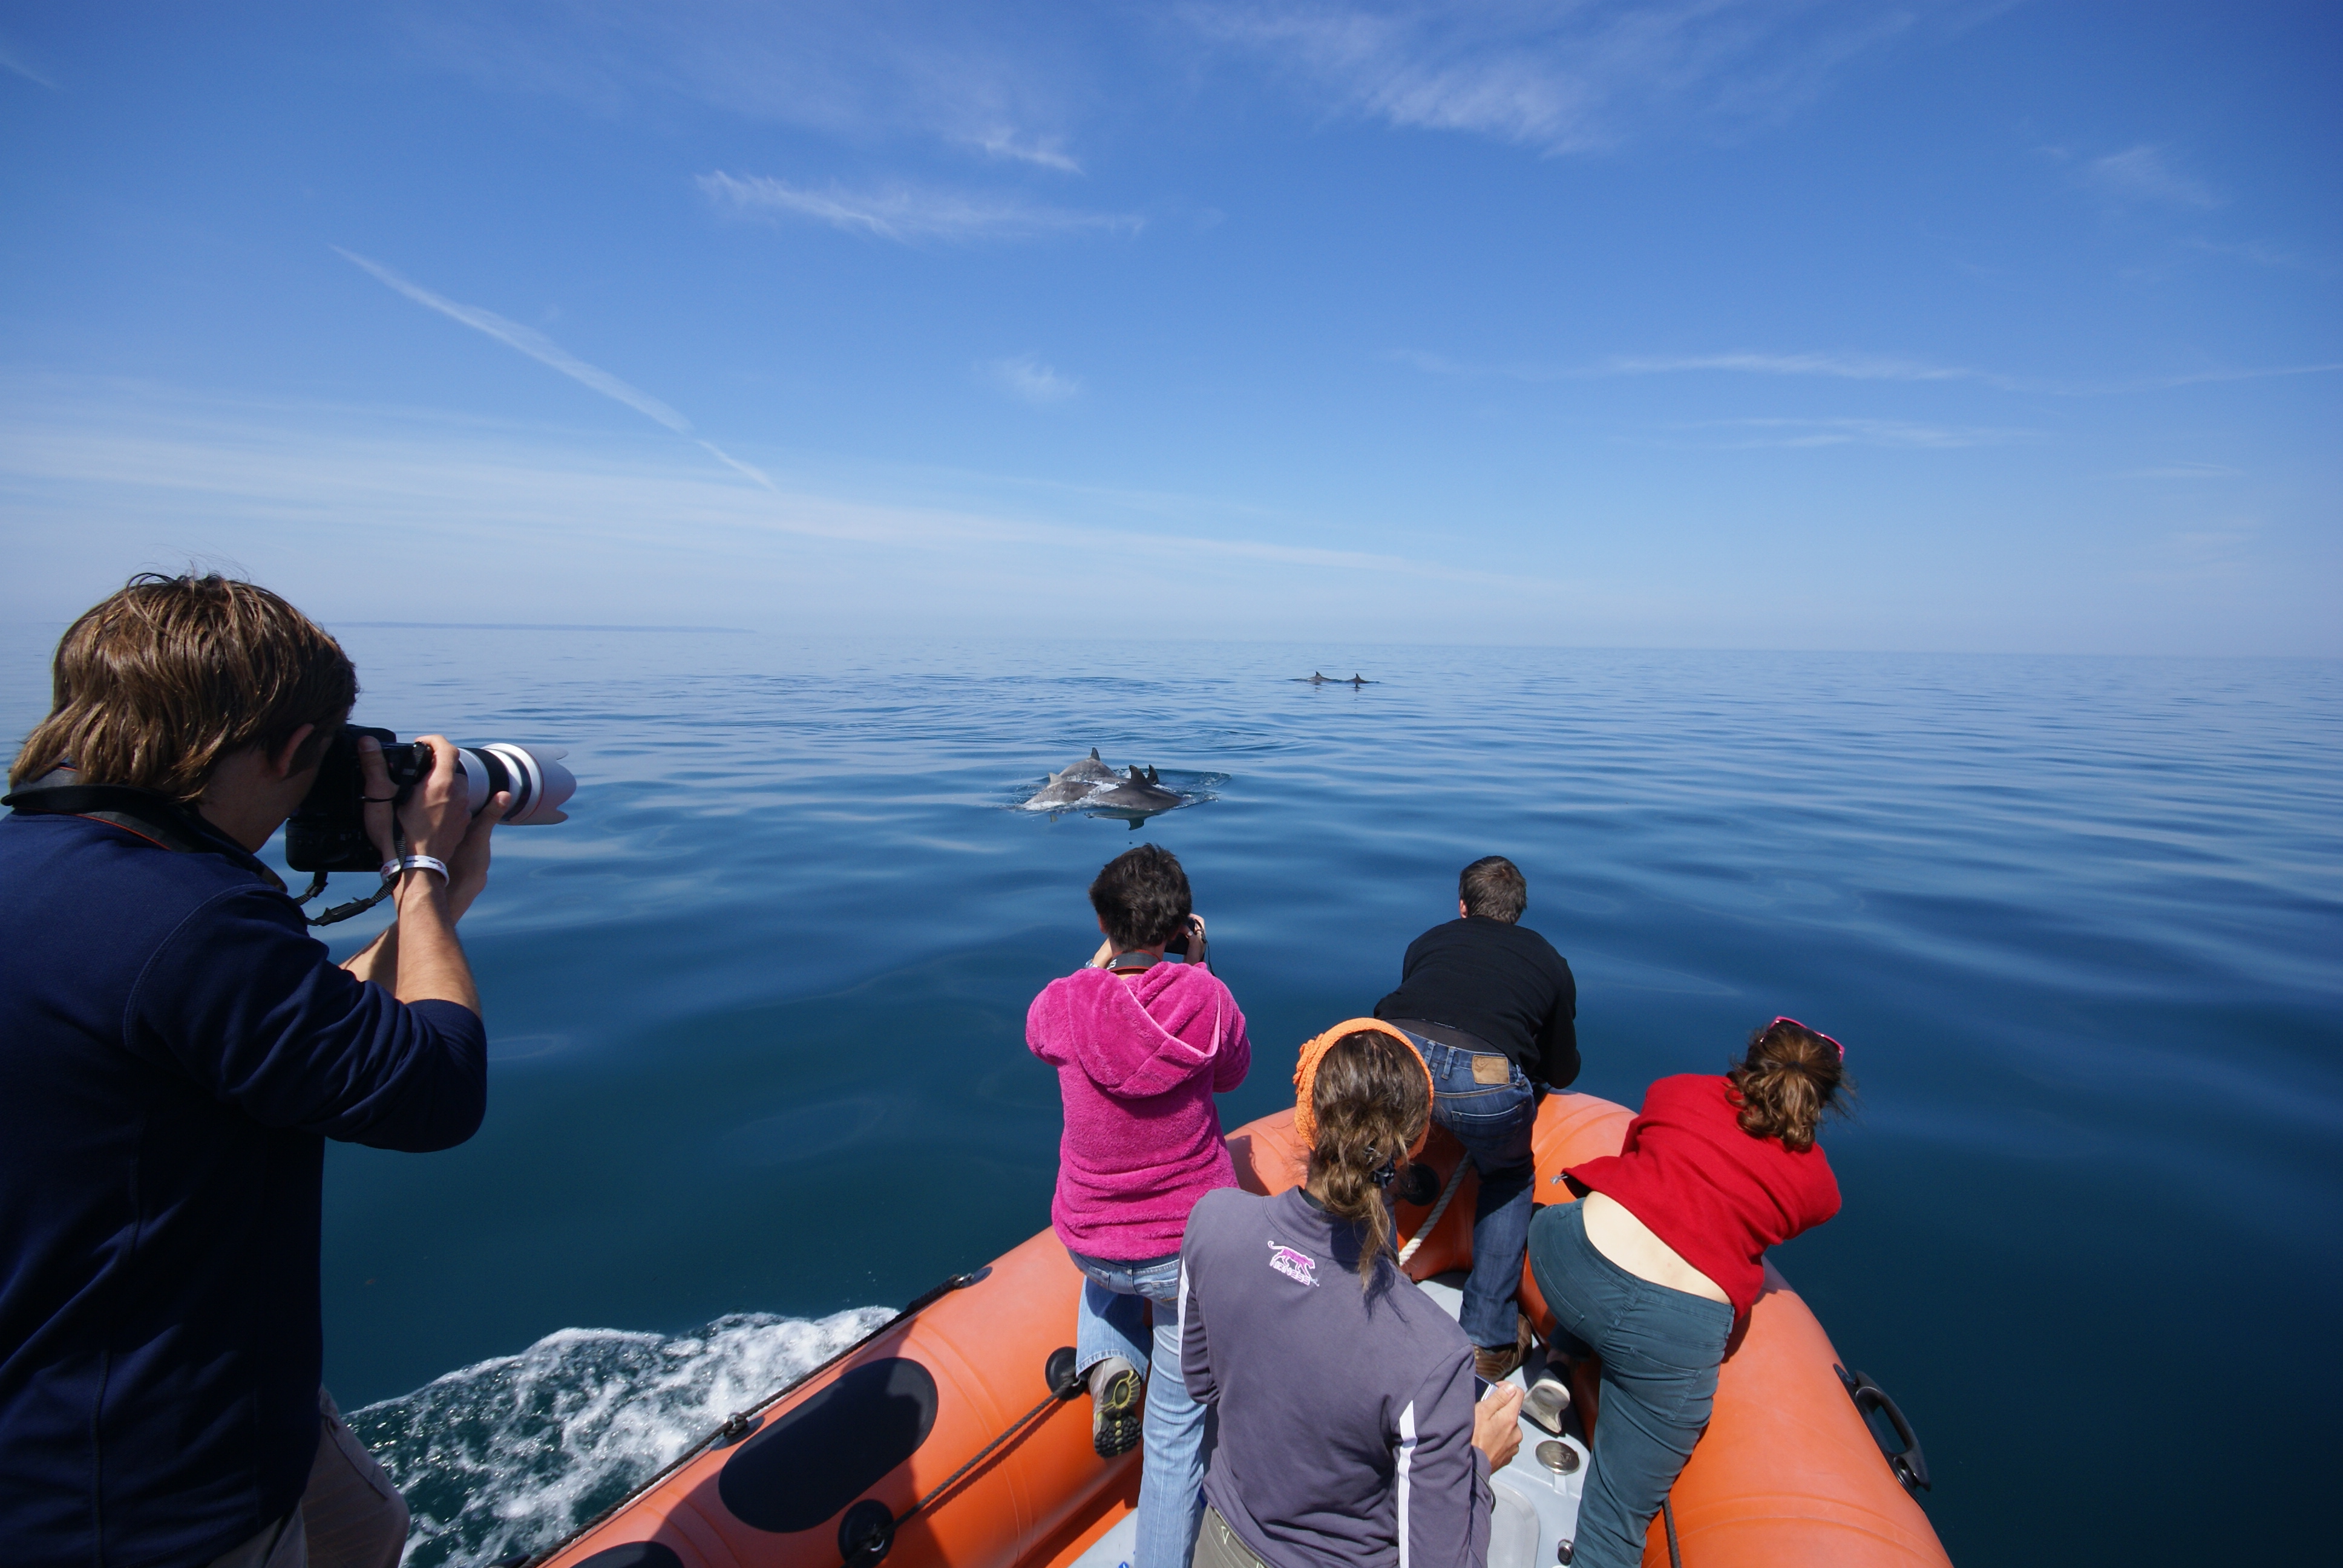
[{"xmin": 5, "ymin": 628, "xmax": 2338, "ymax": 1567}]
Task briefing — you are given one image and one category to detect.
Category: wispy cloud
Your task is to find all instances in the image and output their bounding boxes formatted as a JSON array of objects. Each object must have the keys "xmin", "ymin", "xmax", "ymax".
[
  {"xmin": 972, "ymin": 128, "xmax": 1083, "ymax": 173},
  {"xmin": 2158, "ymin": 514, "xmax": 2260, "ymax": 570},
  {"xmin": 0, "ymin": 378, "xmax": 1567, "ymax": 630},
  {"xmin": 1394, "ymin": 347, "xmax": 2343, "ymax": 396},
  {"xmin": 2119, "ymin": 462, "xmax": 2241, "ymax": 480},
  {"xmin": 1609, "ymin": 351, "xmax": 1976, "ymax": 383},
  {"xmin": 985, "ymin": 355, "xmax": 1083, "ymax": 406},
  {"xmin": 0, "ymin": 39, "xmax": 59, "ymax": 88},
  {"xmin": 2183, "ymin": 237, "xmax": 2332, "ymax": 276},
  {"xmin": 2082, "ymin": 145, "xmax": 2220, "ymax": 209},
  {"xmin": 402, "ymin": 3, "xmax": 1091, "ymax": 160},
  {"xmin": 1673, "ymin": 417, "xmax": 2034, "ymax": 449},
  {"xmin": 334, "ymin": 247, "xmax": 772, "ymax": 488},
  {"xmin": 1394, "ymin": 346, "xmax": 1985, "ymax": 385},
  {"xmin": 1185, "ymin": 1, "xmax": 1966, "ymax": 154},
  {"xmin": 698, "ymin": 172, "xmax": 1141, "ymax": 243}
]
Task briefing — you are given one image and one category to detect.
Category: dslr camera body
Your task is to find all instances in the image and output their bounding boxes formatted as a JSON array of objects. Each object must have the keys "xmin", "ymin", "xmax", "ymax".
[{"xmin": 285, "ymin": 725, "xmax": 575, "ymax": 873}]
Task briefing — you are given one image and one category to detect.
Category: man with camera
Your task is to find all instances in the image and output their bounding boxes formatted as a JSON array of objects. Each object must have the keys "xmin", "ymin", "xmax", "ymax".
[{"xmin": 0, "ymin": 573, "xmax": 506, "ymax": 1568}]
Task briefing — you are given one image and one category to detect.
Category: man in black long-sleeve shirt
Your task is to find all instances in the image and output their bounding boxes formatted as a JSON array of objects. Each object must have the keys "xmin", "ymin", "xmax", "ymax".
[{"xmin": 1376, "ymin": 856, "xmax": 1577, "ymax": 1377}]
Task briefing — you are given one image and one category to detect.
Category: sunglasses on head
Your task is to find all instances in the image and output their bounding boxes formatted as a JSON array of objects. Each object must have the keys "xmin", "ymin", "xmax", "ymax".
[{"xmin": 1769, "ymin": 1016, "xmax": 1845, "ymax": 1062}]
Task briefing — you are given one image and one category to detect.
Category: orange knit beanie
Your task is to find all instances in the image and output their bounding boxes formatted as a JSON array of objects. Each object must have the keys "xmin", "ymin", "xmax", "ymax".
[{"xmin": 1291, "ymin": 1018, "xmax": 1435, "ymax": 1154}]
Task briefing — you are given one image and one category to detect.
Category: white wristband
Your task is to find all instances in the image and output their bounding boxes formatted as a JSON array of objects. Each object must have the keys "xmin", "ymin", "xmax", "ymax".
[{"xmin": 384, "ymin": 854, "xmax": 449, "ymax": 883}]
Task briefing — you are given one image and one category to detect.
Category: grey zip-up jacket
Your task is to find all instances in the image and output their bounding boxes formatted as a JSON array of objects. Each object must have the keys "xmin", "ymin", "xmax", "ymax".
[{"xmin": 1181, "ymin": 1185, "xmax": 1493, "ymax": 1568}]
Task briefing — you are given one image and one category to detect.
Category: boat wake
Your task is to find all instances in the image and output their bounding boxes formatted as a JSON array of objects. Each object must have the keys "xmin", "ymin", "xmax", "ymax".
[{"xmin": 349, "ymin": 1308, "xmax": 893, "ymax": 1568}]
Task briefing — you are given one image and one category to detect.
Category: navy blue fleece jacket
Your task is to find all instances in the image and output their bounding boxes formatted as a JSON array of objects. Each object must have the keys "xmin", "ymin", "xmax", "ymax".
[{"xmin": 0, "ymin": 809, "xmax": 486, "ymax": 1568}]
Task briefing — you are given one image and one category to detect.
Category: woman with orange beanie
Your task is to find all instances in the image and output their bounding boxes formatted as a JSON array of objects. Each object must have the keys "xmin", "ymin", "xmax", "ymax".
[{"xmin": 1177, "ymin": 1021, "xmax": 1525, "ymax": 1568}]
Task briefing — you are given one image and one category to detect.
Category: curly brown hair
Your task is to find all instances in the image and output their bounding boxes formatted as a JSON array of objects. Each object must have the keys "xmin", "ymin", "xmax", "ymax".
[
  {"xmin": 1726, "ymin": 1019, "xmax": 1850, "ymax": 1153},
  {"xmin": 1305, "ymin": 1029, "xmax": 1432, "ymax": 1288},
  {"xmin": 11, "ymin": 573, "xmax": 356, "ymax": 802},
  {"xmin": 1088, "ymin": 843, "xmax": 1193, "ymax": 950}
]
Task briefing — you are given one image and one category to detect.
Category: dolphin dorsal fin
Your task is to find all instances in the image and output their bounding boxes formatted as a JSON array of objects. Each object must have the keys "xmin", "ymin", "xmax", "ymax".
[
  {"xmin": 1090, "ymin": 747, "xmax": 1101, "ymax": 760},
  {"xmin": 1147, "ymin": 766, "xmax": 1159, "ymax": 782}
]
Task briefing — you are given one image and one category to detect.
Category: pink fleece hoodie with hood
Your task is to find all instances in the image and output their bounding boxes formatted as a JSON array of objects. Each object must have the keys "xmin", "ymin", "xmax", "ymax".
[{"xmin": 1027, "ymin": 961, "xmax": 1252, "ymax": 1260}]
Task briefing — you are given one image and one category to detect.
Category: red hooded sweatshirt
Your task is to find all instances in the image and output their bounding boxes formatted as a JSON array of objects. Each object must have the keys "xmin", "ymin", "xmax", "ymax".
[{"xmin": 1027, "ymin": 962, "xmax": 1251, "ymax": 1259}]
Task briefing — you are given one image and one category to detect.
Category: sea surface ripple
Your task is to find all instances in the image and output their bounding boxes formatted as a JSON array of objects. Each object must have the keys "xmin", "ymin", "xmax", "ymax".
[{"xmin": 4, "ymin": 629, "xmax": 2335, "ymax": 1566}]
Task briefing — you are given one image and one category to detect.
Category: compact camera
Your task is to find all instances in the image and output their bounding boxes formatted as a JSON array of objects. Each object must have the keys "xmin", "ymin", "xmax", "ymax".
[{"xmin": 284, "ymin": 725, "xmax": 575, "ymax": 872}]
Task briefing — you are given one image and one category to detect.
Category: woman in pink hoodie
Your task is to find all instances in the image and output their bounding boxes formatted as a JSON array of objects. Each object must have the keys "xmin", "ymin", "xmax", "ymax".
[{"xmin": 1027, "ymin": 843, "xmax": 1251, "ymax": 1568}]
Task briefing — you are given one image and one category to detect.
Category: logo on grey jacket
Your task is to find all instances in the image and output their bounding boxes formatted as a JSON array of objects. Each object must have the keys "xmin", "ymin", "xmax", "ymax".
[{"xmin": 1267, "ymin": 1240, "xmax": 1319, "ymax": 1287}]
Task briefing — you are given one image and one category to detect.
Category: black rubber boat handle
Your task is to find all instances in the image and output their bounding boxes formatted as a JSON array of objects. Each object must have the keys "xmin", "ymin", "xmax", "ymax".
[{"xmin": 1836, "ymin": 1364, "xmax": 1931, "ymax": 1494}]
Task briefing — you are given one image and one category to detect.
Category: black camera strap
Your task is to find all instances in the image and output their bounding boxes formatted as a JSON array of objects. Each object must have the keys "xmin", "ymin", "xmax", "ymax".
[
  {"xmin": 5, "ymin": 773, "xmax": 405, "ymax": 927},
  {"xmin": 2, "ymin": 774, "xmax": 286, "ymax": 879}
]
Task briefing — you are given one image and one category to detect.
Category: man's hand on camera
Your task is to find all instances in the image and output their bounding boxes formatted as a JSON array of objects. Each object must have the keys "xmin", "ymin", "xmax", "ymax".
[
  {"xmin": 1472, "ymin": 1380, "xmax": 1524, "ymax": 1469},
  {"xmin": 445, "ymin": 789, "xmax": 508, "ymax": 921},
  {"xmin": 376, "ymin": 736, "xmax": 486, "ymax": 1015},
  {"xmin": 396, "ymin": 736, "xmax": 475, "ymax": 864},
  {"xmin": 356, "ymin": 734, "xmax": 399, "ymax": 867}
]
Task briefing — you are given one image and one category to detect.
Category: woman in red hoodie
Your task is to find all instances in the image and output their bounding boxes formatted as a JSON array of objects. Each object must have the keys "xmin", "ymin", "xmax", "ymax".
[
  {"xmin": 1525, "ymin": 1019, "xmax": 1847, "ymax": 1568},
  {"xmin": 1026, "ymin": 844, "xmax": 1251, "ymax": 1568}
]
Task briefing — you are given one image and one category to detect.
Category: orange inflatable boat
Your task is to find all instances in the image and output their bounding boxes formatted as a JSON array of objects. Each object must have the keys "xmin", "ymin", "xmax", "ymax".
[{"xmin": 527, "ymin": 1093, "xmax": 1948, "ymax": 1568}]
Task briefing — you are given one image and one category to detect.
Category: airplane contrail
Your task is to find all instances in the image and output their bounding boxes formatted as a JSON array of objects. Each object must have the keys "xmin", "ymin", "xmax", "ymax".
[{"xmin": 335, "ymin": 247, "xmax": 773, "ymax": 489}]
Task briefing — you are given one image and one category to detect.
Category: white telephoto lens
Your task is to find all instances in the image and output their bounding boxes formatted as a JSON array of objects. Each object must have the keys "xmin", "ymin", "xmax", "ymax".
[
  {"xmin": 456, "ymin": 749, "xmax": 497, "ymax": 819},
  {"xmin": 475, "ymin": 743, "xmax": 574, "ymax": 825}
]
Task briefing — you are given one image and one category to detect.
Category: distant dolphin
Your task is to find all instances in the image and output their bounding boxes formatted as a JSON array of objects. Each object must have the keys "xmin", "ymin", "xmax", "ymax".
[{"xmin": 1293, "ymin": 671, "xmax": 1374, "ymax": 686}]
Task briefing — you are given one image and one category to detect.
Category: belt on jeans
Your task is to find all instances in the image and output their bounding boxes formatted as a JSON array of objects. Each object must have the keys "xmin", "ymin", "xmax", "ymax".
[
  {"xmin": 1389, "ymin": 1019, "xmax": 1516, "ymax": 1085},
  {"xmin": 1388, "ymin": 1018, "xmax": 1503, "ymax": 1056}
]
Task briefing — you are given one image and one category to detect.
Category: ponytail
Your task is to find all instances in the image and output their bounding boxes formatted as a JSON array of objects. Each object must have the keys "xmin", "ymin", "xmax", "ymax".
[
  {"xmin": 1727, "ymin": 1019, "xmax": 1850, "ymax": 1152},
  {"xmin": 1304, "ymin": 1030, "xmax": 1432, "ymax": 1287}
]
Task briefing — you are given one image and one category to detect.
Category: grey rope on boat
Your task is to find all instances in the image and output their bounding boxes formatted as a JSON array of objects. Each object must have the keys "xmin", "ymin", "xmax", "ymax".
[
  {"xmin": 1396, "ymin": 1157, "xmax": 1472, "ymax": 1264},
  {"xmin": 836, "ymin": 1383, "xmax": 1075, "ymax": 1567},
  {"xmin": 898, "ymin": 1389, "xmax": 1061, "ymax": 1526}
]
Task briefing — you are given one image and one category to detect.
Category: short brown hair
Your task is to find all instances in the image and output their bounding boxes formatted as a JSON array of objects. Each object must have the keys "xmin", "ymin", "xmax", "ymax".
[
  {"xmin": 1727, "ymin": 1020, "xmax": 1850, "ymax": 1153},
  {"xmin": 1088, "ymin": 843, "xmax": 1193, "ymax": 949},
  {"xmin": 1459, "ymin": 855, "xmax": 1527, "ymax": 922},
  {"xmin": 11, "ymin": 573, "xmax": 358, "ymax": 802}
]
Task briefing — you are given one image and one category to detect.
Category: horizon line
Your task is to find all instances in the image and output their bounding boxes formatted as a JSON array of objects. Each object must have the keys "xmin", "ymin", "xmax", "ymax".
[{"xmin": 333, "ymin": 621, "xmax": 753, "ymax": 633}]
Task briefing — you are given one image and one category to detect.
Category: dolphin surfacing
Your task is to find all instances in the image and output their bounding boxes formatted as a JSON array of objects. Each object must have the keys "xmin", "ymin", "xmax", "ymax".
[
  {"xmin": 1089, "ymin": 765, "xmax": 1181, "ymax": 814},
  {"xmin": 1026, "ymin": 748, "xmax": 1119, "ymax": 807},
  {"xmin": 1060, "ymin": 746, "xmax": 1115, "ymax": 782},
  {"xmin": 1021, "ymin": 751, "xmax": 1185, "ymax": 823}
]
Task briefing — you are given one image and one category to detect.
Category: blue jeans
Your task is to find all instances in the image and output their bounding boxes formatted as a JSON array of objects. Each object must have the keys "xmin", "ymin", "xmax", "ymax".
[
  {"xmin": 1401, "ymin": 1031, "xmax": 1539, "ymax": 1350},
  {"xmin": 1069, "ymin": 1249, "xmax": 1208, "ymax": 1568},
  {"xmin": 1526, "ymin": 1202, "xmax": 1735, "ymax": 1568}
]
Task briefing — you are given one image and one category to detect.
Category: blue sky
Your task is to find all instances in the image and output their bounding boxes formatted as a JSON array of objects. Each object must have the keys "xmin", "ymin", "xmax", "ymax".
[{"xmin": 2, "ymin": 2, "xmax": 2335, "ymax": 653}]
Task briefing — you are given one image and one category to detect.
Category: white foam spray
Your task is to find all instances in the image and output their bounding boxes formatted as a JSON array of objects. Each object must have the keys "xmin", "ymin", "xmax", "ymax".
[{"xmin": 349, "ymin": 1308, "xmax": 893, "ymax": 1568}]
